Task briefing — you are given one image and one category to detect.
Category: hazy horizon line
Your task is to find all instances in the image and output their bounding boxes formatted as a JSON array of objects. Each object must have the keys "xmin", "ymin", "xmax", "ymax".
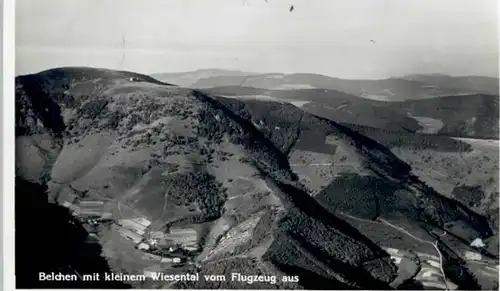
[
  {"xmin": 16, "ymin": 64, "xmax": 500, "ymax": 81},
  {"xmin": 149, "ymin": 67, "xmax": 500, "ymax": 80}
]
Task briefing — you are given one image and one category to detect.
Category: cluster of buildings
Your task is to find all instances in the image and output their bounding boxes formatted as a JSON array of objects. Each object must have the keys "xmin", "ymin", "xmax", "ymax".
[
  {"xmin": 148, "ymin": 227, "xmax": 199, "ymax": 251},
  {"xmin": 113, "ymin": 216, "xmax": 199, "ymax": 267},
  {"xmin": 62, "ymin": 196, "xmax": 201, "ymax": 270}
]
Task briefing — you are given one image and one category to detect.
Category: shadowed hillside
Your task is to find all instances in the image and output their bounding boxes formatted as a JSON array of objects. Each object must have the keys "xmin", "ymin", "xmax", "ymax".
[{"xmin": 15, "ymin": 178, "xmax": 131, "ymax": 289}]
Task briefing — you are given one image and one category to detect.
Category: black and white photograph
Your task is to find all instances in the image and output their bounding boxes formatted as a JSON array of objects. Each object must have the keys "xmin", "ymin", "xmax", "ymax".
[{"xmin": 11, "ymin": 0, "xmax": 500, "ymax": 289}]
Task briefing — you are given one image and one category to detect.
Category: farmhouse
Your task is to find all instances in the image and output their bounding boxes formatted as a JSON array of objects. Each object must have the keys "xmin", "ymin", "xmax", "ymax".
[{"xmin": 137, "ymin": 242, "xmax": 150, "ymax": 251}]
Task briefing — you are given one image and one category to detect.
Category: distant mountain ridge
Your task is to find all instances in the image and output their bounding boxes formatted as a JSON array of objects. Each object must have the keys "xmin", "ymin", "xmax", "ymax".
[
  {"xmin": 402, "ymin": 74, "xmax": 499, "ymax": 95},
  {"xmin": 151, "ymin": 69, "xmax": 256, "ymax": 88},
  {"xmin": 151, "ymin": 69, "xmax": 499, "ymax": 101}
]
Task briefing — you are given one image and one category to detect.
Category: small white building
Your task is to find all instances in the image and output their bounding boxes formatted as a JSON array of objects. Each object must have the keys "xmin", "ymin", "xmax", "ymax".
[
  {"xmin": 148, "ymin": 238, "xmax": 158, "ymax": 246},
  {"xmin": 137, "ymin": 242, "xmax": 150, "ymax": 251}
]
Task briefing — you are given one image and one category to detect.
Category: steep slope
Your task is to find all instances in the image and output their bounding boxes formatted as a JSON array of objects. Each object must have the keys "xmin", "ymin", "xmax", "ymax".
[
  {"xmin": 211, "ymin": 96, "xmax": 497, "ymax": 289},
  {"xmin": 15, "ymin": 177, "xmax": 131, "ymax": 288},
  {"xmin": 16, "ymin": 67, "xmax": 404, "ymax": 289},
  {"xmin": 215, "ymin": 96, "xmax": 493, "ymax": 234}
]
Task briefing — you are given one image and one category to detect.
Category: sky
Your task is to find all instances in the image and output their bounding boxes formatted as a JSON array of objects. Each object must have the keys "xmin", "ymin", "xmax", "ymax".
[{"xmin": 15, "ymin": 0, "xmax": 499, "ymax": 79}]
